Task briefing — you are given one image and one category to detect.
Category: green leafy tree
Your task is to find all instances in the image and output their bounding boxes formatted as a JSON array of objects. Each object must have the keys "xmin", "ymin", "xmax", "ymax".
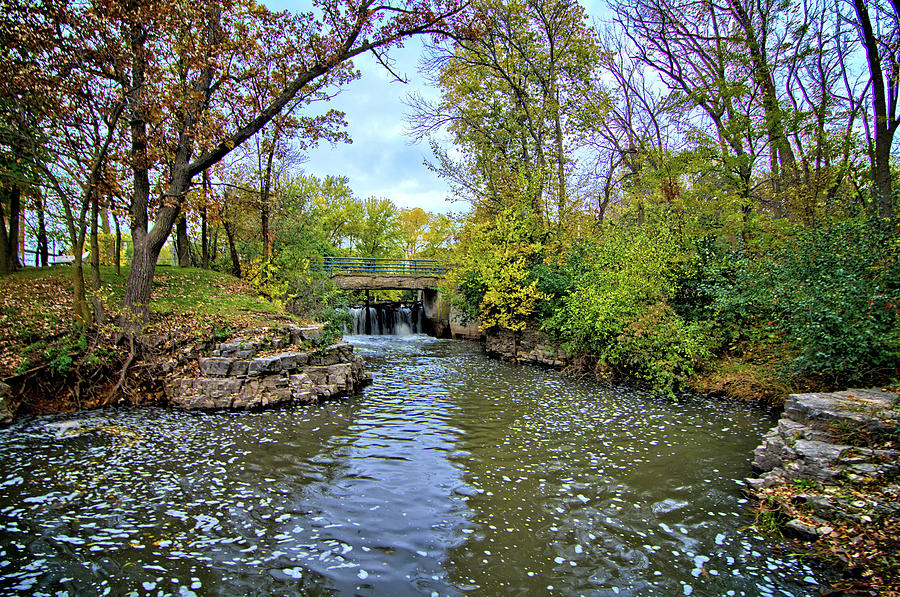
[
  {"xmin": 447, "ymin": 207, "xmax": 546, "ymax": 331},
  {"xmin": 411, "ymin": 0, "xmax": 608, "ymax": 224},
  {"xmin": 356, "ymin": 198, "xmax": 402, "ymax": 258}
]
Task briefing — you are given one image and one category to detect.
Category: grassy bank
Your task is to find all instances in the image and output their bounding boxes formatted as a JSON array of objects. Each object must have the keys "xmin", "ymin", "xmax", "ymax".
[{"xmin": 0, "ymin": 265, "xmax": 300, "ymax": 413}]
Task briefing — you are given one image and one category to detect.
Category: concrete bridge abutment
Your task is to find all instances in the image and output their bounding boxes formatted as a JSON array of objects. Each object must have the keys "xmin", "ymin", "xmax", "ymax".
[{"xmin": 420, "ymin": 288, "xmax": 451, "ymax": 338}]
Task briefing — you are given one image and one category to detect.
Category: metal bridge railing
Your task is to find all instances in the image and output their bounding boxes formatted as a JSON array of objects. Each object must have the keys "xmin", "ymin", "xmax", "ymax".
[{"xmin": 323, "ymin": 256, "xmax": 445, "ymax": 276}]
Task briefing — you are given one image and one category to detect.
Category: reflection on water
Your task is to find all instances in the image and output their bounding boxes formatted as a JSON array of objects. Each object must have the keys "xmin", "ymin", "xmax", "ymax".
[{"xmin": 0, "ymin": 335, "xmax": 823, "ymax": 596}]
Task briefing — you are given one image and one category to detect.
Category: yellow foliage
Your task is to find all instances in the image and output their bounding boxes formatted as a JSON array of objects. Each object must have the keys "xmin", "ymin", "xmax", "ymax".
[
  {"xmin": 94, "ymin": 233, "xmax": 126, "ymax": 266},
  {"xmin": 479, "ymin": 256, "xmax": 548, "ymax": 331}
]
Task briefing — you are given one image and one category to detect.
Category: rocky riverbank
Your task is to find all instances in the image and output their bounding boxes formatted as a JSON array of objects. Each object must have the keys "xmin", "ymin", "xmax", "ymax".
[
  {"xmin": 484, "ymin": 327, "xmax": 571, "ymax": 368},
  {"xmin": 745, "ymin": 388, "xmax": 900, "ymax": 593},
  {"xmin": 164, "ymin": 324, "xmax": 371, "ymax": 410},
  {"xmin": 0, "ymin": 266, "xmax": 376, "ymax": 421}
]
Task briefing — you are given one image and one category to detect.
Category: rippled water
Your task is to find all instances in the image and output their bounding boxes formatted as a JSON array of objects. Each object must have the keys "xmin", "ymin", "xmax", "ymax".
[{"xmin": 0, "ymin": 336, "xmax": 824, "ymax": 596}]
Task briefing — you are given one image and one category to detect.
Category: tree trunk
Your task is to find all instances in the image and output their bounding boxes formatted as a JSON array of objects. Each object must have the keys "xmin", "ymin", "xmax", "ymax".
[
  {"xmin": 176, "ymin": 214, "xmax": 190, "ymax": 267},
  {"xmin": 260, "ymin": 142, "xmax": 275, "ymax": 260},
  {"xmin": 90, "ymin": 188, "xmax": 101, "ymax": 290},
  {"xmin": 261, "ymin": 202, "xmax": 270, "ymax": 260},
  {"xmin": 36, "ymin": 192, "xmax": 48, "ymax": 267},
  {"xmin": 113, "ymin": 211, "xmax": 121, "ymax": 276},
  {"xmin": 89, "ymin": 191, "xmax": 107, "ymax": 324},
  {"xmin": 201, "ymin": 205, "xmax": 209, "ymax": 269},
  {"xmin": 122, "ymin": 200, "xmax": 182, "ymax": 323},
  {"xmin": 873, "ymin": 134, "xmax": 894, "ymax": 220},
  {"xmin": 223, "ymin": 218, "xmax": 241, "ymax": 278},
  {"xmin": 210, "ymin": 225, "xmax": 219, "ymax": 263},
  {"xmin": 71, "ymin": 239, "xmax": 91, "ymax": 324},
  {"xmin": 120, "ymin": 20, "xmax": 187, "ymax": 324},
  {"xmin": 122, "ymin": 237, "xmax": 157, "ymax": 326},
  {"xmin": 101, "ymin": 204, "xmax": 113, "ymax": 264},
  {"xmin": 121, "ymin": 170, "xmax": 184, "ymax": 323},
  {"xmin": 555, "ymin": 116, "xmax": 566, "ymax": 221},
  {"xmin": 853, "ymin": 0, "xmax": 897, "ymax": 221},
  {"xmin": 201, "ymin": 170, "xmax": 209, "ymax": 269},
  {"xmin": 0, "ymin": 185, "xmax": 21, "ymax": 275}
]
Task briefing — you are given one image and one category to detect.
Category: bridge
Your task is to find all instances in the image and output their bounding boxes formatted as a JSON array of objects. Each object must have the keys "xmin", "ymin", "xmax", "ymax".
[
  {"xmin": 323, "ymin": 256, "xmax": 456, "ymax": 337},
  {"xmin": 323, "ymin": 257, "xmax": 445, "ymax": 291}
]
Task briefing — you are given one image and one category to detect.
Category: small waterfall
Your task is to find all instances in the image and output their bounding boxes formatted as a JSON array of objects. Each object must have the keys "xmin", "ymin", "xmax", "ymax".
[{"xmin": 347, "ymin": 302, "xmax": 425, "ymax": 336}]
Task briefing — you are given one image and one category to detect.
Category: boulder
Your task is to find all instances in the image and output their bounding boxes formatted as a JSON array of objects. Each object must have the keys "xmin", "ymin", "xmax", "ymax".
[
  {"xmin": 784, "ymin": 390, "xmax": 899, "ymax": 439},
  {"xmin": 298, "ymin": 325, "xmax": 323, "ymax": 342},
  {"xmin": 198, "ymin": 357, "xmax": 233, "ymax": 377},
  {"xmin": 784, "ymin": 519, "xmax": 820, "ymax": 541},
  {"xmin": 230, "ymin": 360, "xmax": 250, "ymax": 377},
  {"xmin": 746, "ymin": 389, "xmax": 899, "ymax": 494},
  {"xmin": 0, "ymin": 382, "xmax": 13, "ymax": 425},
  {"xmin": 248, "ymin": 356, "xmax": 282, "ymax": 376}
]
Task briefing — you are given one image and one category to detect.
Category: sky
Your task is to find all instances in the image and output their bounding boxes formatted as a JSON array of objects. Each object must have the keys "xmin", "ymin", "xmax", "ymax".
[{"xmin": 259, "ymin": 1, "xmax": 609, "ymax": 215}]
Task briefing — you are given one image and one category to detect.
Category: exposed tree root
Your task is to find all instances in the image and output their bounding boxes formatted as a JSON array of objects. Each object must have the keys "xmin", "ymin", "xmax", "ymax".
[{"xmin": 104, "ymin": 333, "xmax": 135, "ymax": 406}]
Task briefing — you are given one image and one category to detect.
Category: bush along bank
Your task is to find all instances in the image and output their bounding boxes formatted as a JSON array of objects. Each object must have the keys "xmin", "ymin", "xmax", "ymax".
[
  {"xmin": 746, "ymin": 389, "xmax": 900, "ymax": 595},
  {"xmin": 447, "ymin": 210, "xmax": 899, "ymax": 403}
]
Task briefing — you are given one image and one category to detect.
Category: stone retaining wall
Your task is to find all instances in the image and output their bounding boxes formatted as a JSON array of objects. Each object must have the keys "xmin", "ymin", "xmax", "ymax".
[
  {"xmin": 164, "ymin": 325, "xmax": 371, "ymax": 410},
  {"xmin": 484, "ymin": 327, "xmax": 570, "ymax": 368}
]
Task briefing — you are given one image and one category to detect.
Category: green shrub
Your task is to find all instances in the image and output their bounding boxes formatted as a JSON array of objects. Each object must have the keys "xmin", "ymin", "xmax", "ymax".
[
  {"xmin": 606, "ymin": 302, "xmax": 712, "ymax": 396},
  {"xmin": 713, "ymin": 217, "xmax": 900, "ymax": 384},
  {"xmin": 772, "ymin": 218, "xmax": 899, "ymax": 382},
  {"xmin": 446, "ymin": 207, "xmax": 545, "ymax": 330},
  {"xmin": 320, "ymin": 307, "xmax": 352, "ymax": 347},
  {"xmin": 542, "ymin": 225, "xmax": 690, "ymax": 354}
]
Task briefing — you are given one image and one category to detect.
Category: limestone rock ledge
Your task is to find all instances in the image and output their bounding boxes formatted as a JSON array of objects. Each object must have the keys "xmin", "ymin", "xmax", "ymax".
[
  {"xmin": 485, "ymin": 328, "xmax": 570, "ymax": 368},
  {"xmin": 164, "ymin": 325, "xmax": 372, "ymax": 410},
  {"xmin": 745, "ymin": 388, "xmax": 900, "ymax": 539},
  {"xmin": 0, "ymin": 381, "xmax": 12, "ymax": 425}
]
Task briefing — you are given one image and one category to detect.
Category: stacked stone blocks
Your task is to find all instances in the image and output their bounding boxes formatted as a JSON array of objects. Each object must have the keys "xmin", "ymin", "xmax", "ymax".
[
  {"xmin": 746, "ymin": 389, "xmax": 900, "ymax": 540},
  {"xmin": 165, "ymin": 325, "xmax": 371, "ymax": 410}
]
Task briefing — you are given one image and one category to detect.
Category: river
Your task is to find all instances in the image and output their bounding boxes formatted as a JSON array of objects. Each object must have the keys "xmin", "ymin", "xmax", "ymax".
[{"xmin": 0, "ymin": 335, "xmax": 824, "ymax": 596}]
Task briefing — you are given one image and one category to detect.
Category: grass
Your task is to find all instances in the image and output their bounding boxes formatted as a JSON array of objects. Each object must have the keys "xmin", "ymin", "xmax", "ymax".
[
  {"xmin": 690, "ymin": 355, "xmax": 792, "ymax": 404},
  {"xmin": 0, "ymin": 265, "xmax": 299, "ymax": 378}
]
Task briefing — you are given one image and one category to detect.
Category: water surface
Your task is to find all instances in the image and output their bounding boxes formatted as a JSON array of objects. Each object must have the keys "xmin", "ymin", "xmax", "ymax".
[{"xmin": 0, "ymin": 336, "xmax": 823, "ymax": 595}]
